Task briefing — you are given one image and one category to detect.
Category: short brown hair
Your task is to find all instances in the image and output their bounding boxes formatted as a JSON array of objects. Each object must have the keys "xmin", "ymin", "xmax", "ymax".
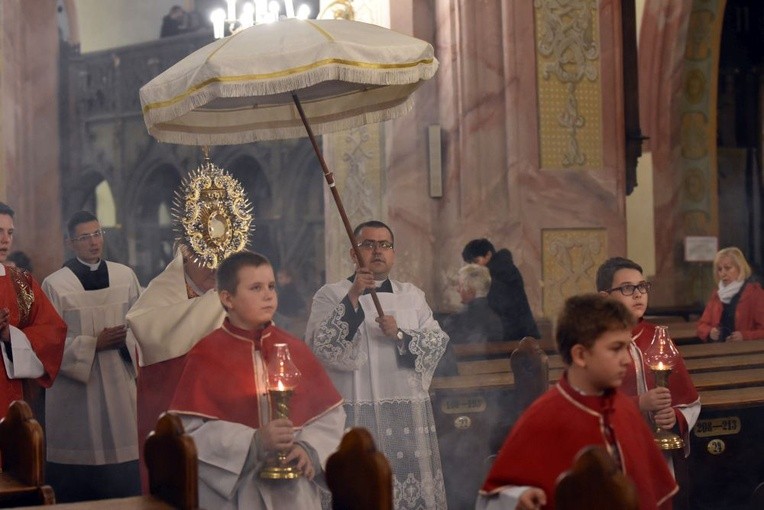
[
  {"xmin": 556, "ymin": 294, "xmax": 635, "ymax": 364},
  {"xmin": 217, "ymin": 250, "xmax": 271, "ymax": 295}
]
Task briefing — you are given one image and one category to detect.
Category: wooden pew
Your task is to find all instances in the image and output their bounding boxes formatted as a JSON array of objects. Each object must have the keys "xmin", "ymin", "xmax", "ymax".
[
  {"xmin": 14, "ymin": 413, "xmax": 199, "ymax": 510},
  {"xmin": 0, "ymin": 400, "xmax": 55, "ymax": 507}
]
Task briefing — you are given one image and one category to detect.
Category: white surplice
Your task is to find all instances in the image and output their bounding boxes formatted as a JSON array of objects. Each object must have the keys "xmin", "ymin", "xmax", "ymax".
[
  {"xmin": 42, "ymin": 261, "xmax": 141, "ymax": 464},
  {"xmin": 305, "ymin": 279, "xmax": 449, "ymax": 510},
  {"xmin": 179, "ymin": 405, "xmax": 346, "ymax": 510}
]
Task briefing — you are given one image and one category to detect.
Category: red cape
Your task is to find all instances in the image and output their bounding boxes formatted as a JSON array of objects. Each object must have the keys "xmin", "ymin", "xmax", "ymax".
[
  {"xmin": 621, "ymin": 321, "xmax": 700, "ymax": 436},
  {"xmin": 169, "ymin": 320, "xmax": 342, "ymax": 428},
  {"xmin": 0, "ymin": 266, "xmax": 66, "ymax": 416},
  {"xmin": 482, "ymin": 374, "xmax": 677, "ymax": 509}
]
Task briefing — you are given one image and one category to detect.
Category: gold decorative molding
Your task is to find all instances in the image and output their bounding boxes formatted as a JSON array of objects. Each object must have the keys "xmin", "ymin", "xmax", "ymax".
[
  {"xmin": 678, "ymin": 0, "xmax": 723, "ymax": 241},
  {"xmin": 542, "ymin": 228, "xmax": 607, "ymax": 320},
  {"xmin": 534, "ymin": 0, "xmax": 602, "ymax": 169}
]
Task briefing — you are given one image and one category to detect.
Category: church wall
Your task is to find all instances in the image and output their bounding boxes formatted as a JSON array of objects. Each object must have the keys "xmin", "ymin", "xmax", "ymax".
[{"xmin": 0, "ymin": 1, "xmax": 64, "ymax": 280}]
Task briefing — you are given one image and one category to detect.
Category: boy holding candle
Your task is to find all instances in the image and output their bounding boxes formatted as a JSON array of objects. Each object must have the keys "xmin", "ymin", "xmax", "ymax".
[
  {"xmin": 169, "ymin": 251, "xmax": 345, "ymax": 510},
  {"xmin": 596, "ymin": 257, "xmax": 700, "ymax": 449},
  {"xmin": 478, "ymin": 294, "xmax": 677, "ymax": 510}
]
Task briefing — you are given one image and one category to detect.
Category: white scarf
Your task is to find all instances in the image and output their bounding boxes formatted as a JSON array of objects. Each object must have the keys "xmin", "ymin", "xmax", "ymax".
[{"xmin": 718, "ymin": 279, "xmax": 745, "ymax": 304}]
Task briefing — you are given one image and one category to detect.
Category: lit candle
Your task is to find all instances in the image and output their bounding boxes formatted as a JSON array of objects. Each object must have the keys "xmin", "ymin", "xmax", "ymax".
[
  {"xmin": 227, "ymin": 0, "xmax": 237, "ymax": 21},
  {"xmin": 277, "ymin": 380, "xmax": 285, "ymax": 391},
  {"xmin": 239, "ymin": 2, "xmax": 255, "ymax": 29},
  {"xmin": 211, "ymin": 9, "xmax": 226, "ymax": 39},
  {"xmin": 268, "ymin": 1, "xmax": 280, "ymax": 22},
  {"xmin": 296, "ymin": 3, "xmax": 311, "ymax": 19},
  {"xmin": 255, "ymin": 0, "xmax": 267, "ymax": 23},
  {"xmin": 284, "ymin": 0, "xmax": 295, "ymax": 18}
]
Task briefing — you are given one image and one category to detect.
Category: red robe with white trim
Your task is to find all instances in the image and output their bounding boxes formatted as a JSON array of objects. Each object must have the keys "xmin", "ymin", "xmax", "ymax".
[
  {"xmin": 622, "ymin": 321, "xmax": 700, "ymax": 437},
  {"xmin": 170, "ymin": 320, "xmax": 342, "ymax": 428},
  {"xmin": 0, "ymin": 265, "xmax": 66, "ymax": 416},
  {"xmin": 481, "ymin": 374, "xmax": 677, "ymax": 510}
]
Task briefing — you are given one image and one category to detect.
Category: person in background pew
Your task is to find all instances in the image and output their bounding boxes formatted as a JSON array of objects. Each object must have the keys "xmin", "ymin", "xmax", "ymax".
[
  {"xmin": 447, "ymin": 264, "xmax": 504, "ymax": 345},
  {"xmin": 477, "ymin": 294, "xmax": 677, "ymax": 510},
  {"xmin": 462, "ymin": 239, "xmax": 540, "ymax": 340},
  {"xmin": 697, "ymin": 247, "xmax": 764, "ymax": 343},
  {"xmin": 596, "ymin": 257, "xmax": 700, "ymax": 467},
  {"xmin": 436, "ymin": 264, "xmax": 504, "ymax": 376},
  {"xmin": 169, "ymin": 251, "xmax": 345, "ymax": 510}
]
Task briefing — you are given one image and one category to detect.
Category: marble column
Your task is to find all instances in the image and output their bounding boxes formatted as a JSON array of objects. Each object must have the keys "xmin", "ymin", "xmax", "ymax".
[{"xmin": 0, "ymin": 1, "xmax": 64, "ymax": 279}]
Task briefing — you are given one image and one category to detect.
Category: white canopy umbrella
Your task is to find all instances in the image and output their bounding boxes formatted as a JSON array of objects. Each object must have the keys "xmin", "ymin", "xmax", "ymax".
[{"xmin": 140, "ymin": 18, "xmax": 437, "ymax": 145}]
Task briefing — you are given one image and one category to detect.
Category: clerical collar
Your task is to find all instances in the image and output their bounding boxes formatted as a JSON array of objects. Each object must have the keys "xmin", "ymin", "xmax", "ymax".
[
  {"xmin": 76, "ymin": 257, "xmax": 101, "ymax": 271},
  {"xmin": 64, "ymin": 257, "xmax": 109, "ymax": 291}
]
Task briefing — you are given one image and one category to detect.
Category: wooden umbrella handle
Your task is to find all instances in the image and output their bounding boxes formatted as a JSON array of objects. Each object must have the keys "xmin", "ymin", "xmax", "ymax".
[{"xmin": 292, "ymin": 93, "xmax": 384, "ymax": 317}]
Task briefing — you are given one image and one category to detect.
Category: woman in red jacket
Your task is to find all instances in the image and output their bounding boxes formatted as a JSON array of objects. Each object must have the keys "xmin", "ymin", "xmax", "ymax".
[{"xmin": 697, "ymin": 247, "xmax": 764, "ymax": 342}]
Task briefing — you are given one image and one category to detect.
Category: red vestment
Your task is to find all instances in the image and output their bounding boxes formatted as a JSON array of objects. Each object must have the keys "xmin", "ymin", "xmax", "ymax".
[
  {"xmin": 621, "ymin": 321, "xmax": 700, "ymax": 437},
  {"xmin": 481, "ymin": 374, "xmax": 677, "ymax": 510},
  {"xmin": 170, "ymin": 320, "xmax": 342, "ymax": 428},
  {"xmin": 0, "ymin": 265, "xmax": 66, "ymax": 417}
]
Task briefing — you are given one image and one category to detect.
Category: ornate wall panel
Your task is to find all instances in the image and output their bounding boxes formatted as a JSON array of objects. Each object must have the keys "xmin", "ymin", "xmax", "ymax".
[
  {"xmin": 323, "ymin": 124, "xmax": 384, "ymax": 282},
  {"xmin": 542, "ymin": 228, "xmax": 607, "ymax": 321},
  {"xmin": 535, "ymin": 0, "xmax": 603, "ymax": 169},
  {"xmin": 678, "ymin": 3, "xmax": 722, "ymax": 239}
]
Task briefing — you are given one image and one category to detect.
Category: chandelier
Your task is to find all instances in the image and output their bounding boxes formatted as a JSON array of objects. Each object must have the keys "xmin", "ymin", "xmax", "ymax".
[{"xmin": 211, "ymin": 0, "xmax": 313, "ymax": 38}]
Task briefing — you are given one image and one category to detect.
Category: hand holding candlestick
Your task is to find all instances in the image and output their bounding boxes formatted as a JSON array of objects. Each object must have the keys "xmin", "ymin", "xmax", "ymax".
[{"xmin": 643, "ymin": 326, "xmax": 684, "ymax": 451}]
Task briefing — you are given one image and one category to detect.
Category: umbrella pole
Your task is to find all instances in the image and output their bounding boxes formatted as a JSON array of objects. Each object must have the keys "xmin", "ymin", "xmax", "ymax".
[{"xmin": 292, "ymin": 94, "xmax": 384, "ymax": 317}]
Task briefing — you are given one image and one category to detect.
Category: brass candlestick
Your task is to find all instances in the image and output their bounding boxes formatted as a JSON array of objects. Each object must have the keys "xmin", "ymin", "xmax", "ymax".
[
  {"xmin": 259, "ymin": 343, "xmax": 302, "ymax": 480},
  {"xmin": 644, "ymin": 325, "xmax": 684, "ymax": 451},
  {"xmin": 650, "ymin": 366, "xmax": 684, "ymax": 451},
  {"xmin": 259, "ymin": 388, "xmax": 301, "ymax": 479}
]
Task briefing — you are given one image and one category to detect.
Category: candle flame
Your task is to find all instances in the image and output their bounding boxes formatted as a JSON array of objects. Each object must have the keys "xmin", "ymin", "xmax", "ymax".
[{"xmin": 277, "ymin": 380, "xmax": 285, "ymax": 391}]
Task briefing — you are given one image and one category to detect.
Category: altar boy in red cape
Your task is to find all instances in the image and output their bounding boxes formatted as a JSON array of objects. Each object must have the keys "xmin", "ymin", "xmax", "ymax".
[
  {"xmin": 169, "ymin": 251, "xmax": 345, "ymax": 510},
  {"xmin": 596, "ymin": 257, "xmax": 700, "ymax": 459},
  {"xmin": 478, "ymin": 294, "xmax": 677, "ymax": 510},
  {"xmin": 0, "ymin": 202, "xmax": 66, "ymax": 421}
]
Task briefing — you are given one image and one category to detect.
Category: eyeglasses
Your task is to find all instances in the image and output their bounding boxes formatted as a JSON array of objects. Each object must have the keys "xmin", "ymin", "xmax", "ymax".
[
  {"xmin": 71, "ymin": 230, "xmax": 104, "ymax": 243},
  {"xmin": 356, "ymin": 240, "xmax": 394, "ymax": 251},
  {"xmin": 606, "ymin": 282, "xmax": 652, "ymax": 296}
]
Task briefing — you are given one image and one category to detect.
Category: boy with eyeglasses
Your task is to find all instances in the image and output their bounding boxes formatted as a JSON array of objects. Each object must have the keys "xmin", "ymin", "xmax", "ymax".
[
  {"xmin": 596, "ymin": 257, "xmax": 700, "ymax": 464},
  {"xmin": 478, "ymin": 294, "xmax": 677, "ymax": 510}
]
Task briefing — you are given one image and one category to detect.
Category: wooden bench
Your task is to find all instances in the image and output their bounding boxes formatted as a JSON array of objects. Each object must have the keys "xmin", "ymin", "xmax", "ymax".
[
  {"xmin": 0, "ymin": 400, "xmax": 55, "ymax": 507},
  {"xmin": 14, "ymin": 413, "xmax": 199, "ymax": 510}
]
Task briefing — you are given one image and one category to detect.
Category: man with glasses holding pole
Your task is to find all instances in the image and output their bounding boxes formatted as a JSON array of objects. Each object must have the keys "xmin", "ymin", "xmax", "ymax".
[
  {"xmin": 42, "ymin": 211, "xmax": 142, "ymax": 501},
  {"xmin": 306, "ymin": 220, "xmax": 449, "ymax": 510},
  {"xmin": 596, "ymin": 258, "xmax": 700, "ymax": 465}
]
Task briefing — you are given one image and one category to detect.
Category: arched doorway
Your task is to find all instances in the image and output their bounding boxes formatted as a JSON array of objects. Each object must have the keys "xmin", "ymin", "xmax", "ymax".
[{"xmin": 126, "ymin": 164, "xmax": 180, "ymax": 285}]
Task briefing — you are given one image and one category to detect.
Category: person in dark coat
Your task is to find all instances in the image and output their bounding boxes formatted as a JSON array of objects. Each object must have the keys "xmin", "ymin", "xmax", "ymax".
[{"xmin": 462, "ymin": 238, "xmax": 540, "ymax": 340}]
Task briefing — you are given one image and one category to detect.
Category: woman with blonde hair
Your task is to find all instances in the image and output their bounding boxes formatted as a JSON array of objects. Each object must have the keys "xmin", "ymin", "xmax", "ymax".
[{"xmin": 697, "ymin": 247, "xmax": 764, "ymax": 342}]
